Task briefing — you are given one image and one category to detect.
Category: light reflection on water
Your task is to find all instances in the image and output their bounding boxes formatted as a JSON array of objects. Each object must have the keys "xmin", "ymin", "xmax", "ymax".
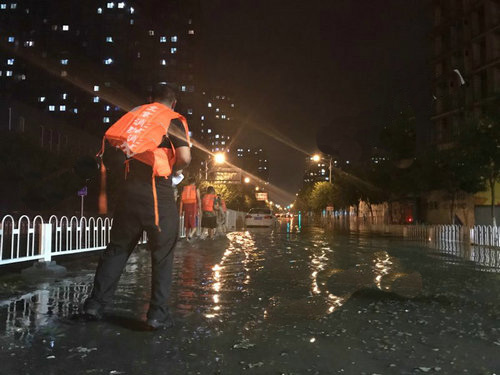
[{"xmin": 0, "ymin": 221, "xmax": 499, "ymax": 341}]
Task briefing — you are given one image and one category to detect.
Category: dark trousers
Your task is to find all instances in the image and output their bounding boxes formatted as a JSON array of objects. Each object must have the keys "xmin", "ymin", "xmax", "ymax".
[{"xmin": 88, "ymin": 179, "xmax": 179, "ymax": 321}]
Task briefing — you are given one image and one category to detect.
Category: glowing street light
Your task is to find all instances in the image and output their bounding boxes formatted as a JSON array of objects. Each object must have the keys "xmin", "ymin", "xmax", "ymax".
[
  {"xmin": 312, "ymin": 154, "xmax": 321, "ymax": 162},
  {"xmin": 214, "ymin": 152, "xmax": 226, "ymax": 164},
  {"xmin": 244, "ymin": 177, "xmax": 250, "ymax": 184}
]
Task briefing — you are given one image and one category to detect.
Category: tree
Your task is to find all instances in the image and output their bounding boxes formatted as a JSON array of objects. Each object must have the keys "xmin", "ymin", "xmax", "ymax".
[
  {"xmin": 308, "ymin": 182, "xmax": 335, "ymax": 212},
  {"xmin": 459, "ymin": 114, "xmax": 500, "ymax": 225}
]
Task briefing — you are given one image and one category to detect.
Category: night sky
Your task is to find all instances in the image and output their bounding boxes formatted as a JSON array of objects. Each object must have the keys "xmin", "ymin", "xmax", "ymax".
[{"xmin": 200, "ymin": 0, "xmax": 432, "ymax": 202}]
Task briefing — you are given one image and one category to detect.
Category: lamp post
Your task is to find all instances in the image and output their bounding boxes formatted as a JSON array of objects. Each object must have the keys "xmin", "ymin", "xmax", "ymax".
[{"xmin": 204, "ymin": 152, "xmax": 226, "ymax": 180}]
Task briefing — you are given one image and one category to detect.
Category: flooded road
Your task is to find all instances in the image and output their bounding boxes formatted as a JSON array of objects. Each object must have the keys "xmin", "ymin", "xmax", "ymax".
[{"xmin": 0, "ymin": 221, "xmax": 499, "ymax": 374}]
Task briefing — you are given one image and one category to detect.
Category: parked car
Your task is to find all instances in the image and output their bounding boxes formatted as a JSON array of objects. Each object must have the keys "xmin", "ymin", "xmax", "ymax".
[{"xmin": 245, "ymin": 208, "xmax": 275, "ymax": 227}]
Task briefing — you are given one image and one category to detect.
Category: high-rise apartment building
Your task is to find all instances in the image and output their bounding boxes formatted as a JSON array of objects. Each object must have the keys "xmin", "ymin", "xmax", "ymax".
[
  {"xmin": 235, "ymin": 146, "xmax": 269, "ymax": 183},
  {"xmin": 431, "ymin": 0, "xmax": 500, "ymax": 146},
  {"xmin": 198, "ymin": 89, "xmax": 237, "ymax": 153},
  {"xmin": 0, "ymin": 0, "xmax": 199, "ymax": 143},
  {"xmin": 303, "ymin": 154, "xmax": 333, "ymax": 185}
]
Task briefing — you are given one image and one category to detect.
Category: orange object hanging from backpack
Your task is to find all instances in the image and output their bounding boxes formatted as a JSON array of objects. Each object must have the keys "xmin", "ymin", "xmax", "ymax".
[{"xmin": 100, "ymin": 102, "xmax": 190, "ymax": 177}]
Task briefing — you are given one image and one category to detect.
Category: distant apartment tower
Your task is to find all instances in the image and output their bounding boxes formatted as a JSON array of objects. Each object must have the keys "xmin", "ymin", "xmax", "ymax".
[
  {"xmin": 303, "ymin": 155, "xmax": 331, "ymax": 185},
  {"xmin": 0, "ymin": 0, "xmax": 199, "ymax": 139},
  {"xmin": 432, "ymin": 0, "xmax": 500, "ymax": 146},
  {"xmin": 235, "ymin": 146, "xmax": 269, "ymax": 183},
  {"xmin": 198, "ymin": 90, "xmax": 237, "ymax": 153}
]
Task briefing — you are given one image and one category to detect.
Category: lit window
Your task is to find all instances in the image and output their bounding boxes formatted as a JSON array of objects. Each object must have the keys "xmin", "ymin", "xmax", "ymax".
[
  {"xmin": 171, "ymin": 36, "xmax": 177, "ymax": 42},
  {"xmin": 221, "ymin": 141, "xmax": 225, "ymax": 145},
  {"xmin": 24, "ymin": 40, "xmax": 34, "ymax": 47},
  {"xmin": 201, "ymin": 115, "xmax": 205, "ymax": 120},
  {"xmin": 60, "ymin": 59, "xmax": 68, "ymax": 65},
  {"xmin": 103, "ymin": 117, "xmax": 110, "ymax": 123},
  {"xmin": 62, "ymin": 93, "xmax": 67, "ymax": 100},
  {"xmin": 10, "ymin": 4, "xmax": 17, "ymax": 9},
  {"xmin": 59, "ymin": 105, "xmax": 66, "ymax": 111},
  {"xmin": 6, "ymin": 70, "xmax": 12, "ymax": 76},
  {"xmin": 0, "ymin": 4, "xmax": 6, "ymax": 10},
  {"xmin": 231, "ymin": 103, "xmax": 235, "ymax": 107},
  {"xmin": 104, "ymin": 58, "xmax": 113, "ymax": 65},
  {"xmin": 105, "ymin": 105, "xmax": 111, "ymax": 111},
  {"xmin": 207, "ymin": 129, "xmax": 212, "ymax": 134},
  {"xmin": 97, "ymin": 7, "xmax": 102, "ymax": 14},
  {"xmin": 207, "ymin": 102, "xmax": 212, "ymax": 108},
  {"xmin": 170, "ymin": 47, "xmax": 177, "ymax": 54},
  {"xmin": 130, "ymin": 19, "xmax": 134, "ymax": 25},
  {"xmin": 118, "ymin": 2, "xmax": 125, "ymax": 8},
  {"xmin": 8, "ymin": 36, "xmax": 14, "ymax": 42},
  {"xmin": 181, "ymin": 85, "xmax": 186, "ymax": 92},
  {"xmin": 62, "ymin": 25, "xmax": 69, "ymax": 31},
  {"xmin": 38, "ymin": 97, "xmax": 45, "ymax": 102},
  {"xmin": 93, "ymin": 96, "xmax": 100, "ymax": 103},
  {"xmin": 160, "ymin": 36, "xmax": 166, "ymax": 43},
  {"xmin": 187, "ymin": 109, "xmax": 193, "ymax": 115},
  {"xmin": 188, "ymin": 30, "xmax": 195, "ymax": 35},
  {"xmin": 215, "ymin": 115, "xmax": 219, "ymax": 119},
  {"xmin": 106, "ymin": 36, "xmax": 113, "ymax": 43},
  {"xmin": 94, "ymin": 85, "xmax": 100, "ymax": 92},
  {"xmin": 188, "ymin": 131, "xmax": 192, "ymax": 137},
  {"xmin": 221, "ymin": 115, "xmax": 226, "ymax": 119},
  {"xmin": 161, "ymin": 59, "xmax": 166, "ymax": 65},
  {"xmin": 215, "ymin": 134, "xmax": 219, "ymax": 139},
  {"xmin": 49, "ymin": 105, "xmax": 55, "ymax": 111},
  {"xmin": 107, "ymin": 2, "xmax": 114, "ymax": 9},
  {"xmin": 73, "ymin": 108, "xmax": 78, "ymax": 114},
  {"xmin": 7, "ymin": 58, "xmax": 14, "ymax": 65},
  {"xmin": 149, "ymin": 30, "xmax": 154, "ymax": 36},
  {"xmin": 130, "ymin": 7, "xmax": 134, "ymax": 14}
]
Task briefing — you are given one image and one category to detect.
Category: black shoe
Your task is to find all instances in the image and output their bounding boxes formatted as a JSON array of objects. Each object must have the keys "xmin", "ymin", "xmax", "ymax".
[
  {"xmin": 83, "ymin": 299, "xmax": 104, "ymax": 320},
  {"xmin": 146, "ymin": 316, "xmax": 174, "ymax": 330}
]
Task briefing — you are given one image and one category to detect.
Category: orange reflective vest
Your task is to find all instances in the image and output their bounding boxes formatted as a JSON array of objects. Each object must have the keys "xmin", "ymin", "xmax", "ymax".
[
  {"xmin": 202, "ymin": 194, "xmax": 216, "ymax": 212},
  {"xmin": 98, "ymin": 102, "xmax": 190, "ymax": 229},
  {"xmin": 181, "ymin": 184, "xmax": 197, "ymax": 204}
]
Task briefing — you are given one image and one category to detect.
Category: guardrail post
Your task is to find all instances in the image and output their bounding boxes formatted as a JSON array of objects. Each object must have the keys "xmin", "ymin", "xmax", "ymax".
[{"xmin": 39, "ymin": 223, "xmax": 53, "ymax": 262}]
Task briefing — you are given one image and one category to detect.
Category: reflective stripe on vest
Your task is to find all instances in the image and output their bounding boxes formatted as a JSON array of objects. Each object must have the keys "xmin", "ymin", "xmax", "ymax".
[
  {"xmin": 182, "ymin": 184, "xmax": 197, "ymax": 204},
  {"xmin": 202, "ymin": 194, "xmax": 216, "ymax": 212}
]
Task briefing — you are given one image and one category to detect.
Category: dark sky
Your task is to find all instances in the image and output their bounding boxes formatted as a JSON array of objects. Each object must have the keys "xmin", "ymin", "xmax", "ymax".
[{"xmin": 200, "ymin": 0, "xmax": 432, "ymax": 203}]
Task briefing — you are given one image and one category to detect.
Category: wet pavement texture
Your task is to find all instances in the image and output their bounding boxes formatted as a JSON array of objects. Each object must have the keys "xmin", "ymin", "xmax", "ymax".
[{"xmin": 0, "ymin": 221, "xmax": 499, "ymax": 375}]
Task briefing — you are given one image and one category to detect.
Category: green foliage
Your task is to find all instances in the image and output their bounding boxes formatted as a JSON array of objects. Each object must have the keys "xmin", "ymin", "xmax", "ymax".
[{"xmin": 308, "ymin": 182, "xmax": 335, "ymax": 211}]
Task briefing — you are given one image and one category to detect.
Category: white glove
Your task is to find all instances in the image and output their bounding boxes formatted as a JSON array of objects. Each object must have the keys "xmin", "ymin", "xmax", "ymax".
[{"xmin": 172, "ymin": 173, "xmax": 184, "ymax": 187}]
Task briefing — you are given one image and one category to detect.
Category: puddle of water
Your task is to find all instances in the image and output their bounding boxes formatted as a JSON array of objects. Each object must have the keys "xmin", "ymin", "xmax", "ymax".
[{"xmin": 0, "ymin": 222, "xmax": 499, "ymax": 374}]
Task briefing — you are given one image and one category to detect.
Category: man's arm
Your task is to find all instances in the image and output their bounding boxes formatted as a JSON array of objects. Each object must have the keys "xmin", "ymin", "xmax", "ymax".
[{"xmin": 173, "ymin": 146, "xmax": 191, "ymax": 172}]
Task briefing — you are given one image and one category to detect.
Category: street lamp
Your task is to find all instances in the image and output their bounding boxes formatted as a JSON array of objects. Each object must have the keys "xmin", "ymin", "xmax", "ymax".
[
  {"xmin": 244, "ymin": 177, "xmax": 250, "ymax": 184},
  {"xmin": 312, "ymin": 154, "xmax": 321, "ymax": 162},
  {"xmin": 204, "ymin": 152, "xmax": 226, "ymax": 180},
  {"xmin": 214, "ymin": 152, "xmax": 226, "ymax": 164}
]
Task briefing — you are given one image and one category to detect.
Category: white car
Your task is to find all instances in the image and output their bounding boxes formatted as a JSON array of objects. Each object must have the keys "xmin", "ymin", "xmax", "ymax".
[{"xmin": 245, "ymin": 208, "xmax": 275, "ymax": 227}]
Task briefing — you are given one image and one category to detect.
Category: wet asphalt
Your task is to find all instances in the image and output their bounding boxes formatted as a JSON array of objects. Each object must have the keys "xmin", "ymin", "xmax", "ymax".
[{"xmin": 0, "ymin": 220, "xmax": 499, "ymax": 375}]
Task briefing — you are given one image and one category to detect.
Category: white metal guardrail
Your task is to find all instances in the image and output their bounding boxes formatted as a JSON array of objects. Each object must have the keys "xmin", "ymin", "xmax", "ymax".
[
  {"xmin": 0, "ymin": 209, "xmax": 245, "ymax": 267},
  {"xmin": 0, "ymin": 214, "xmax": 184, "ymax": 266}
]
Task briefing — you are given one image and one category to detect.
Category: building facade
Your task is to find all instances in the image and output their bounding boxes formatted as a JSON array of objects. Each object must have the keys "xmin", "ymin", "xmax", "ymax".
[
  {"xmin": 431, "ymin": 0, "xmax": 500, "ymax": 146},
  {"xmin": 0, "ymin": 0, "xmax": 200, "ymax": 142}
]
